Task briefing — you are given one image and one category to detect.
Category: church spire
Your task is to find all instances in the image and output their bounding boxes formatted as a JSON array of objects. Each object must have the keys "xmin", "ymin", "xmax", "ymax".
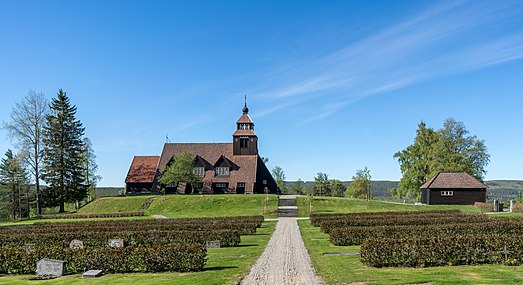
[{"xmin": 242, "ymin": 95, "xmax": 249, "ymax": 114}]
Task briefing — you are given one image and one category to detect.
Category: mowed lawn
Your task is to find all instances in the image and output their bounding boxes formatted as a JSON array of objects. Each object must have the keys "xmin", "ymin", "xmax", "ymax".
[
  {"xmin": 297, "ymin": 196, "xmax": 482, "ymax": 216},
  {"xmin": 77, "ymin": 194, "xmax": 279, "ymax": 218},
  {"xmin": 299, "ymin": 219, "xmax": 523, "ymax": 285},
  {"xmin": 0, "ymin": 221, "xmax": 277, "ymax": 285}
]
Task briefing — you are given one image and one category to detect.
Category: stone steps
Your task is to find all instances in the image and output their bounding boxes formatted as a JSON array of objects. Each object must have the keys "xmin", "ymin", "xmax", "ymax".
[{"xmin": 278, "ymin": 195, "xmax": 298, "ymax": 217}]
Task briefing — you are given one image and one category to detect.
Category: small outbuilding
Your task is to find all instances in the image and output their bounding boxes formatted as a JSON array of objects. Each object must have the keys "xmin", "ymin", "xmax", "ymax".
[{"xmin": 420, "ymin": 172, "xmax": 487, "ymax": 205}]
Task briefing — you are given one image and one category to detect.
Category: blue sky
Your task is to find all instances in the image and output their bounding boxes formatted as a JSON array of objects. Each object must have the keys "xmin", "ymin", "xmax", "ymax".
[{"xmin": 1, "ymin": 0, "xmax": 523, "ymax": 186}]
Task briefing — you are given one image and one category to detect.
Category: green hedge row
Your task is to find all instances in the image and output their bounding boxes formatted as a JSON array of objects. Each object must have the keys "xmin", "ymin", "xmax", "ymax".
[
  {"xmin": 330, "ymin": 218, "xmax": 523, "ymax": 246},
  {"xmin": 360, "ymin": 234, "xmax": 523, "ymax": 267},
  {"xmin": 319, "ymin": 214, "xmax": 486, "ymax": 234},
  {"xmin": 0, "ymin": 243, "xmax": 206, "ymax": 274},
  {"xmin": 4, "ymin": 216, "xmax": 263, "ymax": 236},
  {"xmin": 310, "ymin": 210, "xmax": 461, "ymax": 227},
  {"xmin": 37, "ymin": 211, "xmax": 145, "ymax": 219},
  {"xmin": 0, "ymin": 229, "xmax": 240, "ymax": 248}
]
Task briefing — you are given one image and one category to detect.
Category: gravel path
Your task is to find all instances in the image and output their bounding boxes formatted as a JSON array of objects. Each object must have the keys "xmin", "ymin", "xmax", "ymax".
[{"xmin": 240, "ymin": 217, "xmax": 323, "ymax": 285}]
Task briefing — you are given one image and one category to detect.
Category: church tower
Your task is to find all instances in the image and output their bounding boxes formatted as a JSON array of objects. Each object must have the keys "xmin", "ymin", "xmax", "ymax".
[{"xmin": 233, "ymin": 97, "xmax": 258, "ymax": 155}]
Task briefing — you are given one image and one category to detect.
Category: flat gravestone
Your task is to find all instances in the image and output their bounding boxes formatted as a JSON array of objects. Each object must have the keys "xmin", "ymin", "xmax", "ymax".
[
  {"xmin": 206, "ymin": 240, "xmax": 221, "ymax": 249},
  {"xmin": 108, "ymin": 238, "xmax": 124, "ymax": 248},
  {"xmin": 323, "ymin": 252, "xmax": 360, "ymax": 257},
  {"xmin": 36, "ymin": 258, "xmax": 65, "ymax": 277},
  {"xmin": 69, "ymin": 239, "xmax": 84, "ymax": 250},
  {"xmin": 82, "ymin": 270, "xmax": 103, "ymax": 278}
]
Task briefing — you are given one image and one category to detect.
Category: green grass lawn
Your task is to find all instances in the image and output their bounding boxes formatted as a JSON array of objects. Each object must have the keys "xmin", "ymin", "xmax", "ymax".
[
  {"xmin": 299, "ymin": 219, "xmax": 523, "ymax": 285},
  {"xmin": 144, "ymin": 194, "xmax": 279, "ymax": 218},
  {"xmin": 0, "ymin": 221, "xmax": 277, "ymax": 285},
  {"xmin": 77, "ymin": 196, "xmax": 155, "ymax": 213},
  {"xmin": 297, "ymin": 196, "xmax": 482, "ymax": 216}
]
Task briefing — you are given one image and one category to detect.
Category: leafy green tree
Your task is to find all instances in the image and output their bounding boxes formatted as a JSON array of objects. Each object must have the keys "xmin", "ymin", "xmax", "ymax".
[
  {"xmin": 329, "ymin": 179, "xmax": 345, "ymax": 197},
  {"xmin": 3, "ymin": 90, "xmax": 48, "ymax": 215},
  {"xmin": 159, "ymin": 152, "xmax": 201, "ymax": 193},
  {"xmin": 82, "ymin": 137, "xmax": 101, "ymax": 203},
  {"xmin": 271, "ymin": 166, "xmax": 287, "ymax": 194},
  {"xmin": 42, "ymin": 90, "xmax": 86, "ymax": 212},
  {"xmin": 290, "ymin": 178, "xmax": 305, "ymax": 195},
  {"xmin": 314, "ymin": 172, "xmax": 330, "ymax": 196},
  {"xmin": 345, "ymin": 167, "xmax": 372, "ymax": 200},
  {"xmin": 394, "ymin": 119, "xmax": 489, "ymax": 201},
  {"xmin": 0, "ymin": 149, "xmax": 29, "ymax": 220}
]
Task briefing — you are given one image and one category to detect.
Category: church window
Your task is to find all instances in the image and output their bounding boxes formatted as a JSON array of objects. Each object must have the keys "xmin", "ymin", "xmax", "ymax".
[
  {"xmin": 193, "ymin": 167, "xmax": 205, "ymax": 176},
  {"xmin": 215, "ymin": 167, "xmax": 229, "ymax": 176}
]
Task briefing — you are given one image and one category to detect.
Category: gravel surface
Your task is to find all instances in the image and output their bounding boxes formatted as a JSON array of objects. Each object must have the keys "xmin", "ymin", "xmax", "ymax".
[{"xmin": 240, "ymin": 217, "xmax": 323, "ymax": 285}]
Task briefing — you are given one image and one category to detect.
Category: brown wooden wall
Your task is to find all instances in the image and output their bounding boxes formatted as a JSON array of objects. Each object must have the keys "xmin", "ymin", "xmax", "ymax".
[
  {"xmin": 233, "ymin": 137, "xmax": 258, "ymax": 155},
  {"xmin": 254, "ymin": 156, "xmax": 279, "ymax": 194},
  {"xmin": 424, "ymin": 188, "xmax": 486, "ymax": 205}
]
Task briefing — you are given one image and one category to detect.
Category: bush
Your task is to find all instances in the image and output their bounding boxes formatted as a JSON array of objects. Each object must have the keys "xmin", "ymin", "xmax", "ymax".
[
  {"xmin": 0, "ymin": 243, "xmax": 206, "ymax": 274},
  {"xmin": 37, "ymin": 211, "xmax": 144, "ymax": 219},
  {"xmin": 360, "ymin": 234, "xmax": 523, "ymax": 268},
  {"xmin": 474, "ymin": 202, "xmax": 493, "ymax": 212}
]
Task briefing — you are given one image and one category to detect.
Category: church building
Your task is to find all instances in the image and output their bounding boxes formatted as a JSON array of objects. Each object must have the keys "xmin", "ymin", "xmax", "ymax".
[{"xmin": 125, "ymin": 100, "xmax": 278, "ymax": 194}]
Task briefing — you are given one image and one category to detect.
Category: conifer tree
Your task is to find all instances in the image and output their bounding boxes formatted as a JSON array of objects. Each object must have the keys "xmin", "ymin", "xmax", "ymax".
[
  {"xmin": 0, "ymin": 149, "xmax": 29, "ymax": 220},
  {"xmin": 42, "ymin": 89, "xmax": 86, "ymax": 212}
]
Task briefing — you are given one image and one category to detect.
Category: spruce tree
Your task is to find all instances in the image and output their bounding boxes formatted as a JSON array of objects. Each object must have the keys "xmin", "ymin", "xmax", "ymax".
[
  {"xmin": 42, "ymin": 89, "xmax": 86, "ymax": 212},
  {"xmin": 0, "ymin": 149, "xmax": 29, "ymax": 220}
]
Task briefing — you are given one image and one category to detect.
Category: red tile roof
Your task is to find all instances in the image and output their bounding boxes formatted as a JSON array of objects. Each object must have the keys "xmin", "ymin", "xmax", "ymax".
[
  {"xmin": 236, "ymin": 113, "xmax": 254, "ymax": 124},
  {"xmin": 233, "ymin": 129, "xmax": 257, "ymax": 136},
  {"xmin": 420, "ymin": 172, "xmax": 487, "ymax": 189},
  {"xmin": 125, "ymin": 156, "xmax": 160, "ymax": 183},
  {"xmin": 158, "ymin": 143, "xmax": 259, "ymax": 193}
]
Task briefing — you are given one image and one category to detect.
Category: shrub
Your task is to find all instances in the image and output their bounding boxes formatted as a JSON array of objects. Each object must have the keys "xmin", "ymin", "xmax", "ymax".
[{"xmin": 360, "ymin": 234, "xmax": 523, "ymax": 268}]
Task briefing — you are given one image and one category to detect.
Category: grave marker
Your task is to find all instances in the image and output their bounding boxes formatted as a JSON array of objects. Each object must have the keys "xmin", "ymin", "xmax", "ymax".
[
  {"xmin": 69, "ymin": 239, "xmax": 84, "ymax": 250},
  {"xmin": 206, "ymin": 240, "xmax": 221, "ymax": 248},
  {"xmin": 36, "ymin": 258, "xmax": 65, "ymax": 277},
  {"xmin": 108, "ymin": 238, "xmax": 124, "ymax": 248}
]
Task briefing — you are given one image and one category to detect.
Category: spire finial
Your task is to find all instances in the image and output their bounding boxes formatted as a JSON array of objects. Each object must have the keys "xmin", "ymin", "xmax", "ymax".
[{"xmin": 242, "ymin": 95, "xmax": 249, "ymax": 114}]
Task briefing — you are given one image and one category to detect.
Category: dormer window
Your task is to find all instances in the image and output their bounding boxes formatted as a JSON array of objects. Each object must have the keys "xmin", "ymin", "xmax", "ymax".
[
  {"xmin": 215, "ymin": 167, "xmax": 229, "ymax": 176},
  {"xmin": 193, "ymin": 167, "xmax": 205, "ymax": 176}
]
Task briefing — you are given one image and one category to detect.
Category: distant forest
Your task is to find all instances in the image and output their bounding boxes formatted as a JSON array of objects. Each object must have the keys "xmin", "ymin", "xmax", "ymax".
[
  {"xmin": 97, "ymin": 180, "xmax": 523, "ymax": 202},
  {"xmin": 284, "ymin": 180, "xmax": 523, "ymax": 202}
]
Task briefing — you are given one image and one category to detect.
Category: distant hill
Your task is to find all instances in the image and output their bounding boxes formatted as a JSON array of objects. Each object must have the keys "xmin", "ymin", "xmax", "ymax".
[{"xmin": 285, "ymin": 180, "xmax": 523, "ymax": 201}]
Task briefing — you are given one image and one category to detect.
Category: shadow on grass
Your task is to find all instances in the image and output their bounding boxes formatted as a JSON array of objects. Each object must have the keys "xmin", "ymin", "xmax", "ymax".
[
  {"xmin": 204, "ymin": 266, "xmax": 238, "ymax": 271},
  {"xmin": 234, "ymin": 244, "xmax": 258, "ymax": 248}
]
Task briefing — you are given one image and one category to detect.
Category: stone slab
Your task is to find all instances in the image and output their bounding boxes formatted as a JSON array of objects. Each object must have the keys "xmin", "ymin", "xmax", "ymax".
[
  {"xmin": 206, "ymin": 240, "xmax": 221, "ymax": 248},
  {"xmin": 82, "ymin": 270, "xmax": 103, "ymax": 278},
  {"xmin": 36, "ymin": 258, "xmax": 65, "ymax": 277},
  {"xmin": 108, "ymin": 238, "xmax": 124, "ymax": 248},
  {"xmin": 323, "ymin": 252, "xmax": 360, "ymax": 257}
]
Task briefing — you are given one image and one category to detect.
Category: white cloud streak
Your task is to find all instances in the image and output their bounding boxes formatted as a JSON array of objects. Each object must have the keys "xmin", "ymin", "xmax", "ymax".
[{"xmin": 254, "ymin": 0, "xmax": 523, "ymax": 121}]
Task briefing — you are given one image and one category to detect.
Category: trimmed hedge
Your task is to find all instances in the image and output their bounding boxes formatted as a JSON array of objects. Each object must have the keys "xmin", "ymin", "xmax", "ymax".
[
  {"xmin": 310, "ymin": 210, "xmax": 461, "ymax": 227},
  {"xmin": 319, "ymin": 214, "xmax": 487, "ymax": 234},
  {"xmin": 361, "ymin": 234, "xmax": 523, "ymax": 267},
  {"xmin": 0, "ymin": 229, "xmax": 240, "ymax": 248},
  {"xmin": 37, "ymin": 211, "xmax": 144, "ymax": 219},
  {"xmin": 0, "ymin": 243, "xmax": 206, "ymax": 274},
  {"xmin": 330, "ymin": 218, "xmax": 523, "ymax": 246},
  {"xmin": 474, "ymin": 202, "xmax": 493, "ymax": 212}
]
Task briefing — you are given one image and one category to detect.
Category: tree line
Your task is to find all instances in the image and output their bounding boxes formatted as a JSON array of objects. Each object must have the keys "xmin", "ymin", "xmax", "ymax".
[
  {"xmin": 272, "ymin": 118, "xmax": 489, "ymax": 202},
  {"xmin": 0, "ymin": 90, "xmax": 100, "ymax": 221}
]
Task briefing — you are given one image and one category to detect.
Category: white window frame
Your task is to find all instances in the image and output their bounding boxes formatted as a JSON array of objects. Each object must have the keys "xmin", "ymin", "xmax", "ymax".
[
  {"xmin": 441, "ymin": 191, "xmax": 454, "ymax": 196},
  {"xmin": 193, "ymin": 167, "xmax": 205, "ymax": 176},
  {"xmin": 215, "ymin": 183, "xmax": 228, "ymax": 188},
  {"xmin": 215, "ymin": 167, "xmax": 229, "ymax": 176}
]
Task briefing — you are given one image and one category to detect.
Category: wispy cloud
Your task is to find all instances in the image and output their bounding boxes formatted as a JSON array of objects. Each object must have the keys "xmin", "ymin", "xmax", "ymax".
[{"xmin": 253, "ymin": 0, "xmax": 523, "ymax": 121}]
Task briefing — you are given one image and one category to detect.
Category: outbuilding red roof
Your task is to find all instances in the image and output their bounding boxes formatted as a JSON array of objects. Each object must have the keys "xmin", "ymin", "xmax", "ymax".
[
  {"xmin": 420, "ymin": 172, "xmax": 487, "ymax": 189},
  {"xmin": 125, "ymin": 156, "xmax": 160, "ymax": 183}
]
